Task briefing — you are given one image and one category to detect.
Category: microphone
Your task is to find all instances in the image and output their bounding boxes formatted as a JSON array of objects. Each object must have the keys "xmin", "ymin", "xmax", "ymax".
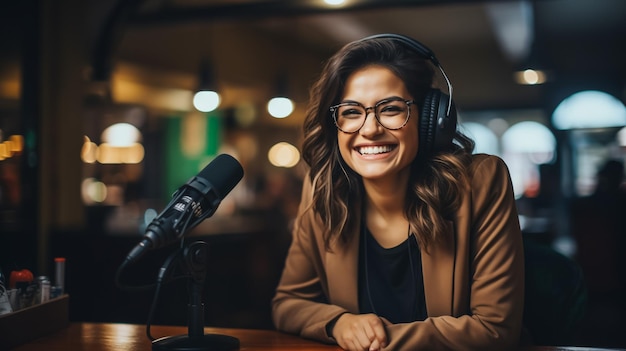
[{"xmin": 125, "ymin": 154, "xmax": 244, "ymax": 263}]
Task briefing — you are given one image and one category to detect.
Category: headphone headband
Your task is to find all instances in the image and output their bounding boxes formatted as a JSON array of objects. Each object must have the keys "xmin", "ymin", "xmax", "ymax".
[
  {"xmin": 359, "ymin": 33, "xmax": 439, "ymax": 66},
  {"xmin": 357, "ymin": 33, "xmax": 453, "ymax": 118}
]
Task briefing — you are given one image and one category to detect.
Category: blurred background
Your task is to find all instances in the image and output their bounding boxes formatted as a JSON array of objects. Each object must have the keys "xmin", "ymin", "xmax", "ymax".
[{"xmin": 1, "ymin": 0, "xmax": 625, "ymax": 347}]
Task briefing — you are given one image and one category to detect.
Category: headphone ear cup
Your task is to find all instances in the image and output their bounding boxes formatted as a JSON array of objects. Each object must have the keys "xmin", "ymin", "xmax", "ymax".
[
  {"xmin": 420, "ymin": 89, "xmax": 457, "ymax": 155},
  {"xmin": 419, "ymin": 89, "xmax": 440, "ymax": 155}
]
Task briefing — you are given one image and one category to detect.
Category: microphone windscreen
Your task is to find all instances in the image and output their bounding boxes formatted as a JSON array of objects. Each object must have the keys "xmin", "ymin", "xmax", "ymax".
[{"xmin": 199, "ymin": 154, "xmax": 244, "ymax": 199}]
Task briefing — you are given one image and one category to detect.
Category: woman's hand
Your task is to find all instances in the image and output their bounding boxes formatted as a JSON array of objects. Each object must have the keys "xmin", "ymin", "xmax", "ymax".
[{"xmin": 332, "ymin": 313, "xmax": 387, "ymax": 351}]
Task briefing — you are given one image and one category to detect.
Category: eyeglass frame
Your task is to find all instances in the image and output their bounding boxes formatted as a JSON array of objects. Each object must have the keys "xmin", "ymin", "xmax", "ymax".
[{"xmin": 329, "ymin": 97, "xmax": 415, "ymax": 134}]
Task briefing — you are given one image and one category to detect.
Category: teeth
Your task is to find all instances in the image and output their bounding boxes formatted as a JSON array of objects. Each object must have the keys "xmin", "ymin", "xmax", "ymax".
[{"xmin": 358, "ymin": 145, "xmax": 393, "ymax": 155}]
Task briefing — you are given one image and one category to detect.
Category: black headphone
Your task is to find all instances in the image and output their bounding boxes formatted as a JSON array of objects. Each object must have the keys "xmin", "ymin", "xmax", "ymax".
[{"xmin": 358, "ymin": 33, "xmax": 458, "ymax": 155}]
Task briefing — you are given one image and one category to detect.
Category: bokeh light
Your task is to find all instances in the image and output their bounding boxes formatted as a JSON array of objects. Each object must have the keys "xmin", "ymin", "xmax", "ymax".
[{"xmin": 268, "ymin": 142, "xmax": 300, "ymax": 168}]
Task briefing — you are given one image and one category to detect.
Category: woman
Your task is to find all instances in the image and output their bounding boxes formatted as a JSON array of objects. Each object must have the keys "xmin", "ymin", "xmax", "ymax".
[{"xmin": 272, "ymin": 34, "xmax": 524, "ymax": 351}]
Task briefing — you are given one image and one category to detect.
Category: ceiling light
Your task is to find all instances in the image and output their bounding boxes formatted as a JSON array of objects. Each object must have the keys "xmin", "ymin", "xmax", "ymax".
[
  {"xmin": 267, "ymin": 73, "xmax": 294, "ymax": 118},
  {"xmin": 193, "ymin": 91, "xmax": 220, "ymax": 112},
  {"xmin": 194, "ymin": 58, "xmax": 220, "ymax": 112},
  {"xmin": 267, "ymin": 97, "xmax": 294, "ymax": 118},
  {"xmin": 502, "ymin": 121, "xmax": 556, "ymax": 156},
  {"xmin": 512, "ymin": 43, "xmax": 551, "ymax": 85},
  {"xmin": 268, "ymin": 142, "xmax": 300, "ymax": 168},
  {"xmin": 514, "ymin": 68, "xmax": 547, "ymax": 85},
  {"xmin": 552, "ymin": 90, "xmax": 626, "ymax": 130},
  {"xmin": 101, "ymin": 123, "xmax": 142, "ymax": 147},
  {"xmin": 486, "ymin": 0, "xmax": 534, "ymax": 63},
  {"xmin": 460, "ymin": 122, "xmax": 500, "ymax": 155}
]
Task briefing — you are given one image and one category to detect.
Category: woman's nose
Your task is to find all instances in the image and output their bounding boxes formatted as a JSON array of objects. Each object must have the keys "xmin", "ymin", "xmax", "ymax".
[{"xmin": 359, "ymin": 110, "xmax": 384, "ymax": 135}]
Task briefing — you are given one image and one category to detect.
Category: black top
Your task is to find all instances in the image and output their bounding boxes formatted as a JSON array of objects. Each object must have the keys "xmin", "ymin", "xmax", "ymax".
[{"xmin": 358, "ymin": 227, "xmax": 427, "ymax": 323}]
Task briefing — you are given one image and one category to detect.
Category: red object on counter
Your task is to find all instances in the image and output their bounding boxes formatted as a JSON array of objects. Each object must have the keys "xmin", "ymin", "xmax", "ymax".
[{"xmin": 9, "ymin": 269, "xmax": 34, "ymax": 289}]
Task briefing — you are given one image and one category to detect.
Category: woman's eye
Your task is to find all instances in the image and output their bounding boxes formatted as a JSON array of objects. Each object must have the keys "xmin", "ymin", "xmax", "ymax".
[
  {"xmin": 341, "ymin": 109, "xmax": 363, "ymax": 118},
  {"xmin": 379, "ymin": 105, "xmax": 403, "ymax": 115}
]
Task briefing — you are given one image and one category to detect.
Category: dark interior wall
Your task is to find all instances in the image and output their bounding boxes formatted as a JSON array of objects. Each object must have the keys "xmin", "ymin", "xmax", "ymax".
[{"xmin": 49, "ymin": 228, "xmax": 291, "ymax": 330}]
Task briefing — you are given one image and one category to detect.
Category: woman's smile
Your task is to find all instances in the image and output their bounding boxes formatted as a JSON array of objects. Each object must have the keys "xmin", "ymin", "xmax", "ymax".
[{"xmin": 356, "ymin": 144, "xmax": 397, "ymax": 156}]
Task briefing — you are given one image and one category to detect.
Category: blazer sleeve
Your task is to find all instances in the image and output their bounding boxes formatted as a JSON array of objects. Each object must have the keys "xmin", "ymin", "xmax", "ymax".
[
  {"xmin": 271, "ymin": 177, "xmax": 348, "ymax": 343},
  {"xmin": 383, "ymin": 155, "xmax": 525, "ymax": 350}
]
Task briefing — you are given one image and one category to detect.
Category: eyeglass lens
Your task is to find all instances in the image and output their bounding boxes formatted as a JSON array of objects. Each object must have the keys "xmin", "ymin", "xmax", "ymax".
[{"xmin": 333, "ymin": 99, "xmax": 411, "ymax": 133}]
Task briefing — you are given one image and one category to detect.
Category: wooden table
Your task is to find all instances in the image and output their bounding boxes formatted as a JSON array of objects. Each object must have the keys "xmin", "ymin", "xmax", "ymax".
[
  {"xmin": 10, "ymin": 322, "xmax": 625, "ymax": 351},
  {"xmin": 11, "ymin": 323, "xmax": 340, "ymax": 351}
]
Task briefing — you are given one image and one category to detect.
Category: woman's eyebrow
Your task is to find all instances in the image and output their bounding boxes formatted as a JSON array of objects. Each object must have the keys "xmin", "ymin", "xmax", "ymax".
[
  {"xmin": 340, "ymin": 96, "xmax": 404, "ymax": 105},
  {"xmin": 338, "ymin": 100, "xmax": 360, "ymax": 105}
]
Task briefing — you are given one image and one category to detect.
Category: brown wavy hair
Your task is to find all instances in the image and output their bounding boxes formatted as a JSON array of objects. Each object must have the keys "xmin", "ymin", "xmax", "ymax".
[{"xmin": 301, "ymin": 36, "xmax": 475, "ymax": 251}]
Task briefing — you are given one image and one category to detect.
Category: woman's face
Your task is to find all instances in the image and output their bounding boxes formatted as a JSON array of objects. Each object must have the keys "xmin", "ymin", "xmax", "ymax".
[{"xmin": 337, "ymin": 65, "xmax": 419, "ymax": 183}]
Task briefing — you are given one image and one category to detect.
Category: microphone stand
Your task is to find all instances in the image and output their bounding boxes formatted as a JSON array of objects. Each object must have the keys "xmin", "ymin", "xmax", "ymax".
[{"xmin": 152, "ymin": 241, "xmax": 240, "ymax": 351}]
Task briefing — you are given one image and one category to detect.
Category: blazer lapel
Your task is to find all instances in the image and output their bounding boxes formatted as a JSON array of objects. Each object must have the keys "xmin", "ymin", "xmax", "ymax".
[
  {"xmin": 421, "ymin": 220, "xmax": 456, "ymax": 316},
  {"xmin": 326, "ymin": 227, "xmax": 360, "ymax": 313}
]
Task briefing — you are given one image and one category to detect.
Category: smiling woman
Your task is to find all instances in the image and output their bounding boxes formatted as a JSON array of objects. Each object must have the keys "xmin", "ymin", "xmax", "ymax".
[{"xmin": 271, "ymin": 34, "xmax": 526, "ymax": 351}]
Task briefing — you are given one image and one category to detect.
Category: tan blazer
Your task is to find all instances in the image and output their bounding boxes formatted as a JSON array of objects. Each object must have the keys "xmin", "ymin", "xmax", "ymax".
[{"xmin": 272, "ymin": 154, "xmax": 525, "ymax": 350}]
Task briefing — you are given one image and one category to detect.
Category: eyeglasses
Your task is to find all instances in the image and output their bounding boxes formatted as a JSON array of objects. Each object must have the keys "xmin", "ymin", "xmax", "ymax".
[{"xmin": 330, "ymin": 97, "xmax": 415, "ymax": 133}]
